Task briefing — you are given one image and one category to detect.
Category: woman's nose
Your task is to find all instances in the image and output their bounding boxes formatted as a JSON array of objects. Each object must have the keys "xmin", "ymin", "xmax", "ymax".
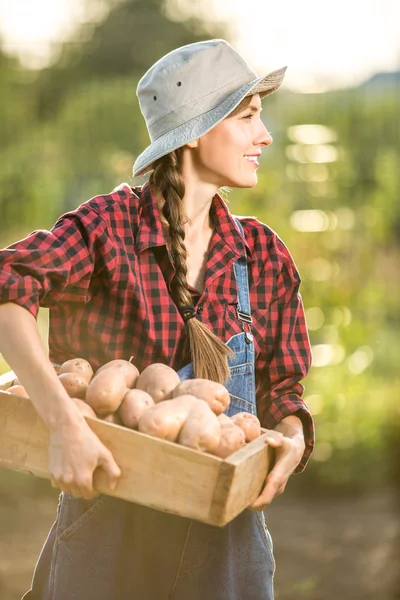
[{"xmin": 256, "ymin": 123, "xmax": 273, "ymax": 147}]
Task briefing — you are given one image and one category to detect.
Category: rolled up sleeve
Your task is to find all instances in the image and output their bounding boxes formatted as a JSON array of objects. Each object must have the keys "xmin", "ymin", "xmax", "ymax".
[
  {"xmin": 0, "ymin": 206, "xmax": 109, "ymax": 319},
  {"xmin": 256, "ymin": 245, "xmax": 314, "ymax": 473}
]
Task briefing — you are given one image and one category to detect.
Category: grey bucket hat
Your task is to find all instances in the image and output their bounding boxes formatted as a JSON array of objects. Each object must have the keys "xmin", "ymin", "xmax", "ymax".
[{"xmin": 133, "ymin": 39, "xmax": 287, "ymax": 177}]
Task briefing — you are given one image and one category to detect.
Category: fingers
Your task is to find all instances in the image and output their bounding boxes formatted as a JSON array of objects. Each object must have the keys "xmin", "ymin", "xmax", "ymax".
[
  {"xmin": 72, "ymin": 475, "xmax": 99, "ymax": 500},
  {"xmin": 48, "ymin": 423, "xmax": 121, "ymax": 499},
  {"xmin": 250, "ymin": 430, "xmax": 302, "ymax": 511},
  {"xmin": 49, "ymin": 447, "xmax": 120, "ymax": 499},
  {"xmin": 265, "ymin": 431, "xmax": 285, "ymax": 447},
  {"xmin": 98, "ymin": 448, "xmax": 121, "ymax": 491},
  {"xmin": 50, "ymin": 471, "xmax": 74, "ymax": 496},
  {"xmin": 250, "ymin": 470, "xmax": 287, "ymax": 510},
  {"xmin": 250, "ymin": 441, "xmax": 292, "ymax": 510},
  {"xmin": 50, "ymin": 471, "xmax": 99, "ymax": 500}
]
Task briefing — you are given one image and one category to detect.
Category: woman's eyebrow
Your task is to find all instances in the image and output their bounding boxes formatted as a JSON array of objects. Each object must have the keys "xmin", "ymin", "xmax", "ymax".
[{"xmin": 244, "ymin": 105, "xmax": 263, "ymax": 113}]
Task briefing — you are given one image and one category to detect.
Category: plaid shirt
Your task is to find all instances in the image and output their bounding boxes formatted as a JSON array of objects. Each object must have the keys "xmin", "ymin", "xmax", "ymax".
[{"xmin": 0, "ymin": 182, "xmax": 314, "ymax": 471}]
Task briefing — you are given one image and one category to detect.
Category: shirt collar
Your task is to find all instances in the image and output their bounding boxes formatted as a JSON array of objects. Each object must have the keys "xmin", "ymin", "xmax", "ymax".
[
  {"xmin": 134, "ymin": 181, "xmax": 254, "ymax": 262},
  {"xmin": 134, "ymin": 182, "xmax": 168, "ymax": 253},
  {"xmin": 210, "ymin": 193, "xmax": 255, "ymax": 262}
]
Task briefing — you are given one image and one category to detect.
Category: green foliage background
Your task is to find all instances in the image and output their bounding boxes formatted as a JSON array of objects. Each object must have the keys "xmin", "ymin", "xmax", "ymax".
[{"xmin": 0, "ymin": 0, "xmax": 399, "ymax": 498}]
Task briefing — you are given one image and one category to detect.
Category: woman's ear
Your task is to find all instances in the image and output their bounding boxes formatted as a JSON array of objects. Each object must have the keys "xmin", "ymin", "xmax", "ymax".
[{"xmin": 185, "ymin": 139, "xmax": 199, "ymax": 149}]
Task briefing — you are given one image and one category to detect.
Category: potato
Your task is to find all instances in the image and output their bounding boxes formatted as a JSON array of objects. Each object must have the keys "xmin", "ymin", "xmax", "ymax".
[
  {"xmin": 178, "ymin": 401, "xmax": 221, "ymax": 453},
  {"xmin": 102, "ymin": 412, "xmax": 123, "ymax": 425},
  {"xmin": 71, "ymin": 397, "xmax": 97, "ymax": 419},
  {"xmin": 136, "ymin": 363, "xmax": 181, "ymax": 403},
  {"xmin": 138, "ymin": 394, "xmax": 198, "ymax": 441},
  {"xmin": 96, "ymin": 359, "xmax": 139, "ymax": 389},
  {"xmin": 230, "ymin": 412, "xmax": 261, "ymax": 442},
  {"xmin": 59, "ymin": 358, "xmax": 94, "ymax": 383},
  {"xmin": 6, "ymin": 384, "xmax": 29, "ymax": 398},
  {"xmin": 217, "ymin": 413, "xmax": 233, "ymax": 427},
  {"xmin": 119, "ymin": 389, "xmax": 154, "ymax": 429},
  {"xmin": 172, "ymin": 379, "xmax": 230, "ymax": 415},
  {"xmin": 212, "ymin": 424, "xmax": 246, "ymax": 458},
  {"xmin": 58, "ymin": 372, "xmax": 88, "ymax": 399},
  {"xmin": 86, "ymin": 370, "xmax": 127, "ymax": 417}
]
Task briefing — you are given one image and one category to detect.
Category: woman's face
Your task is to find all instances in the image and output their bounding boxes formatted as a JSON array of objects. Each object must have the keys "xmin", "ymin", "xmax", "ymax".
[{"xmin": 185, "ymin": 93, "xmax": 272, "ymax": 189}]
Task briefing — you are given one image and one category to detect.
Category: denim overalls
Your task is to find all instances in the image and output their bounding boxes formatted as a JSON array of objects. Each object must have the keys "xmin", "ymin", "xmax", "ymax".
[{"xmin": 24, "ymin": 219, "xmax": 275, "ymax": 600}]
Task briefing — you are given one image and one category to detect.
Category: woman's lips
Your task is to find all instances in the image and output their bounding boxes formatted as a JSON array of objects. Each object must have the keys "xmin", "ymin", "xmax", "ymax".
[{"xmin": 244, "ymin": 155, "xmax": 259, "ymax": 166}]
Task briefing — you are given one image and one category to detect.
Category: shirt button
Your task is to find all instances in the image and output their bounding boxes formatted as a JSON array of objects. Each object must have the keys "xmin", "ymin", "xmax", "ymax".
[{"xmin": 197, "ymin": 304, "xmax": 203, "ymax": 315}]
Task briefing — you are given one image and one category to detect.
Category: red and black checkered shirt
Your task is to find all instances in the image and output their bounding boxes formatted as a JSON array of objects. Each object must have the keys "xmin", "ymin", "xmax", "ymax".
[{"xmin": 0, "ymin": 182, "xmax": 314, "ymax": 471}]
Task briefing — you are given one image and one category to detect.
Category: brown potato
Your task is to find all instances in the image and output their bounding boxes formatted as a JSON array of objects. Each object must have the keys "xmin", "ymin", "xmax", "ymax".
[
  {"xmin": 119, "ymin": 389, "xmax": 154, "ymax": 429},
  {"xmin": 71, "ymin": 397, "xmax": 97, "ymax": 419},
  {"xmin": 172, "ymin": 379, "xmax": 230, "ymax": 415},
  {"xmin": 6, "ymin": 384, "xmax": 29, "ymax": 398},
  {"xmin": 138, "ymin": 394, "xmax": 199, "ymax": 441},
  {"xmin": 217, "ymin": 413, "xmax": 233, "ymax": 427},
  {"xmin": 59, "ymin": 358, "xmax": 94, "ymax": 383},
  {"xmin": 95, "ymin": 359, "xmax": 139, "ymax": 389},
  {"xmin": 178, "ymin": 401, "xmax": 221, "ymax": 453},
  {"xmin": 212, "ymin": 424, "xmax": 246, "ymax": 458},
  {"xmin": 230, "ymin": 412, "xmax": 261, "ymax": 442},
  {"xmin": 58, "ymin": 372, "xmax": 88, "ymax": 399},
  {"xmin": 86, "ymin": 370, "xmax": 127, "ymax": 417},
  {"xmin": 102, "ymin": 412, "xmax": 123, "ymax": 425},
  {"xmin": 136, "ymin": 363, "xmax": 181, "ymax": 403}
]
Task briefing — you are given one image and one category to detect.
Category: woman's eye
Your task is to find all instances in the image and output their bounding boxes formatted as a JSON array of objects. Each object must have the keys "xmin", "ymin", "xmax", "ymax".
[{"xmin": 243, "ymin": 114, "xmax": 253, "ymax": 120}]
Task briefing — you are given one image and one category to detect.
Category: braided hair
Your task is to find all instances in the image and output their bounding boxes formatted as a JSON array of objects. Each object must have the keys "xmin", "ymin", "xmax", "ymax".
[{"xmin": 149, "ymin": 149, "xmax": 233, "ymax": 383}]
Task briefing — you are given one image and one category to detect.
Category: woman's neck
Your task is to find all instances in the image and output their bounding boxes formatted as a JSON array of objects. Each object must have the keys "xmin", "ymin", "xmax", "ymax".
[{"xmin": 180, "ymin": 177, "xmax": 217, "ymax": 235}]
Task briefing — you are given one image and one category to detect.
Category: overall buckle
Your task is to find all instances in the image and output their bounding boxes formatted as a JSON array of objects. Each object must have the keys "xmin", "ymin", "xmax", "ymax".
[
  {"xmin": 236, "ymin": 309, "xmax": 253, "ymax": 324},
  {"xmin": 236, "ymin": 306, "xmax": 254, "ymax": 344}
]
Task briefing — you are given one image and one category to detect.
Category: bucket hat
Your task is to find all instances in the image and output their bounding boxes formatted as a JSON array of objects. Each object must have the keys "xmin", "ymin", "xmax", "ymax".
[{"xmin": 133, "ymin": 39, "xmax": 286, "ymax": 177}]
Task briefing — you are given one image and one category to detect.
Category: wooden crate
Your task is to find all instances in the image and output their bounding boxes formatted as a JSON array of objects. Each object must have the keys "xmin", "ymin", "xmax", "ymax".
[{"xmin": 0, "ymin": 370, "xmax": 273, "ymax": 527}]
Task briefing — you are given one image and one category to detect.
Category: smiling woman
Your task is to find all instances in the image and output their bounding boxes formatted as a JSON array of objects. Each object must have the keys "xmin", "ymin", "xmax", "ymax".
[
  {"xmin": 181, "ymin": 94, "xmax": 273, "ymax": 189},
  {"xmin": 0, "ymin": 38, "xmax": 313, "ymax": 600}
]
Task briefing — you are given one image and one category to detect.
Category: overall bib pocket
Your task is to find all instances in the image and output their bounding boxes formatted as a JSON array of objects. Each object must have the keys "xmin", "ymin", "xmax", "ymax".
[{"xmin": 56, "ymin": 494, "xmax": 106, "ymax": 543}]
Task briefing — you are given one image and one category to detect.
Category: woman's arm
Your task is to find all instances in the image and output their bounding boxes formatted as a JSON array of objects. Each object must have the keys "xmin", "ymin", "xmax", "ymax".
[
  {"xmin": 255, "ymin": 240, "xmax": 314, "ymax": 473},
  {"xmin": 0, "ymin": 302, "xmax": 120, "ymax": 499},
  {"xmin": 250, "ymin": 234, "xmax": 314, "ymax": 508},
  {"xmin": 0, "ymin": 204, "xmax": 122, "ymax": 498}
]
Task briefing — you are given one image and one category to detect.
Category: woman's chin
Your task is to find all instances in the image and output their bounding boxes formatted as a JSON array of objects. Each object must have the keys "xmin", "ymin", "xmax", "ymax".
[{"xmin": 229, "ymin": 176, "xmax": 258, "ymax": 189}]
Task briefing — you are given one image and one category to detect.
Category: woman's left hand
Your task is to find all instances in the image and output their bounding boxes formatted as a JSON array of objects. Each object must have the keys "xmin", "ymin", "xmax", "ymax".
[{"xmin": 249, "ymin": 415, "xmax": 305, "ymax": 511}]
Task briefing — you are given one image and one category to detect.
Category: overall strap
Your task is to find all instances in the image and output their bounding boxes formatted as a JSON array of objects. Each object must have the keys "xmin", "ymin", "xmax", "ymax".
[{"xmin": 233, "ymin": 218, "xmax": 253, "ymax": 344}]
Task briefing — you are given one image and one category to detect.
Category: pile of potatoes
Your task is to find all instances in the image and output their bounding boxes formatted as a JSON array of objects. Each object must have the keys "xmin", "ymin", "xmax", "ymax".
[{"xmin": 6, "ymin": 358, "xmax": 262, "ymax": 458}]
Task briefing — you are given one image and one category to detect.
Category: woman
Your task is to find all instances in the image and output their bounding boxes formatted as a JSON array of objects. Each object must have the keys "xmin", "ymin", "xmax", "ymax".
[{"xmin": 0, "ymin": 39, "xmax": 314, "ymax": 599}]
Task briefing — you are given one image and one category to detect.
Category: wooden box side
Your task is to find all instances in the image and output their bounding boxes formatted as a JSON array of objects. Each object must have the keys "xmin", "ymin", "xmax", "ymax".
[
  {"xmin": 209, "ymin": 431, "xmax": 273, "ymax": 526},
  {"xmin": 0, "ymin": 390, "xmax": 223, "ymax": 524}
]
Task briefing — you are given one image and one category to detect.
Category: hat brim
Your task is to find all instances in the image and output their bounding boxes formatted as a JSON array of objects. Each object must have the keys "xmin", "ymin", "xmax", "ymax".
[{"xmin": 132, "ymin": 66, "xmax": 287, "ymax": 177}]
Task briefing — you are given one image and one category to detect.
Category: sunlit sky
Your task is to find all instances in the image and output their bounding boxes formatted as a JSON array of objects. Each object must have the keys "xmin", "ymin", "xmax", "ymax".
[{"xmin": 0, "ymin": 0, "xmax": 399, "ymax": 92}]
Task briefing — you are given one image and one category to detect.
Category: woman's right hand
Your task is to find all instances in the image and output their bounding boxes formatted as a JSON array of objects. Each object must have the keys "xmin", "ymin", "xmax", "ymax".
[
  {"xmin": 0, "ymin": 303, "xmax": 121, "ymax": 500},
  {"xmin": 48, "ymin": 408, "xmax": 121, "ymax": 500}
]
